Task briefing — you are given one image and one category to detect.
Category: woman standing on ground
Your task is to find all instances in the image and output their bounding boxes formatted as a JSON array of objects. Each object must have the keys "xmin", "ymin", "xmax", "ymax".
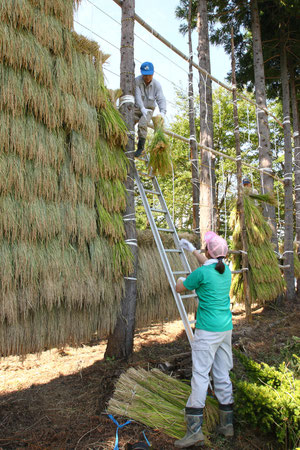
[{"xmin": 174, "ymin": 231, "xmax": 234, "ymax": 448}]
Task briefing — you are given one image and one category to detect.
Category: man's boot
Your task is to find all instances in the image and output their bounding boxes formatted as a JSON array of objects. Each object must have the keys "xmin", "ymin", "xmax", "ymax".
[
  {"xmin": 174, "ymin": 407, "xmax": 204, "ymax": 448},
  {"xmin": 218, "ymin": 404, "xmax": 234, "ymax": 437},
  {"xmin": 135, "ymin": 138, "xmax": 146, "ymax": 157}
]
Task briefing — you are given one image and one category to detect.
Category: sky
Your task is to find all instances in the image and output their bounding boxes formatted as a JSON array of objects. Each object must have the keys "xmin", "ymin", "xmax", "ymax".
[{"xmin": 74, "ymin": 0, "xmax": 231, "ymax": 121}]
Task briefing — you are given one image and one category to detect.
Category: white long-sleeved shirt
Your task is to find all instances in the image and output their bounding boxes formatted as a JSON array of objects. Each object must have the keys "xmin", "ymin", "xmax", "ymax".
[{"xmin": 135, "ymin": 75, "xmax": 166, "ymax": 114}]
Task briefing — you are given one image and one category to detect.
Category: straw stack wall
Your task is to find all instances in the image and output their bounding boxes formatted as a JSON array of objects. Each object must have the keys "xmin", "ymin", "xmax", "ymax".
[
  {"xmin": 0, "ymin": 0, "xmax": 128, "ymax": 356},
  {"xmin": 135, "ymin": 231, "xmax": 198, "ymax": 327},
  {"xmin": 0, "ymin": 0, "xmax": 198, "ymax": 356}
]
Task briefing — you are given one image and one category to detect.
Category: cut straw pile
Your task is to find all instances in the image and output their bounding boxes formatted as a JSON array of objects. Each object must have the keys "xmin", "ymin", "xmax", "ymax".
[
  {"xmin": 148, "ymin": 115, "xmax": 172, "ymax": 176},
  {"xmin": 107, "ymin": 367, "xmax": 219, "ymax": 442}
]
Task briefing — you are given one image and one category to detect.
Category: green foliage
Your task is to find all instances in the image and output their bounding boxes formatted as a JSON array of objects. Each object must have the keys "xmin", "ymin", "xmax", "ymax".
[
  {"xmin": 279, "ymin": 337, "xmax": 300, "ymax": 377},
  {"xmin": 233, "ymin": 349, "xmax": 300, "ymax": 447}
]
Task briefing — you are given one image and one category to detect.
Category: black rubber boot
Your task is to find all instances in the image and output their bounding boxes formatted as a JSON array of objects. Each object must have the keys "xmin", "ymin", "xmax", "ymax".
[
  {"xmin": 174, "ymin": 407, "xmax": 204, "ymax": 448},
  {"xmin": 218, "ymin": 404, "xmax": 234, "ymax": 437},
  {"xmin": 135, "ymin": 138, "xmax": 146, "ymax": 157}
]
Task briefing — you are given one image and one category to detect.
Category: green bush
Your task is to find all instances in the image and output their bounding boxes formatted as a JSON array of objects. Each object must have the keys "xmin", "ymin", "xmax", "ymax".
[{"xmin": 232, "ymin": 349, "xmax": 300, "ymax": 448}]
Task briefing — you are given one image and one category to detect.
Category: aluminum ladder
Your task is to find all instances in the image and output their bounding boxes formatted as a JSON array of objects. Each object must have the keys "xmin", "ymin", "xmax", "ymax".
[{"xmin": 134, "ymin": 156, "xmax": 198, "ymax": 345}]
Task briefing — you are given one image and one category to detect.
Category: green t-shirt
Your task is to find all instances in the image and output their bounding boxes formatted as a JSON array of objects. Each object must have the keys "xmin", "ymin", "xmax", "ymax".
[{"xmin": 183, "ymin": 262, "xmax": 232, "ymax": 332}]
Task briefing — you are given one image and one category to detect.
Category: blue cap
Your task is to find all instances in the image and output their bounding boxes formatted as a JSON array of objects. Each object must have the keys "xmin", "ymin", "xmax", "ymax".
[
  {"xmin": 243, "ymin": 177, "xmax": 251, "ymax": 185},
  {"xmin": 140, "ymin": 61, "xmax": 154, "ymax": 75}
]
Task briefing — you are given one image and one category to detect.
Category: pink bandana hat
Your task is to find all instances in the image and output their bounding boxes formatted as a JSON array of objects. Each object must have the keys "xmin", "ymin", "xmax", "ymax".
[{"xmin": 204, "ymin": 231, "xmax": 228, "ymax": 259}]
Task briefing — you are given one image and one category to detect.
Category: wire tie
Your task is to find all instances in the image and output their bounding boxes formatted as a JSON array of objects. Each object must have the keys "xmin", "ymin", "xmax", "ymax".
[
  {"xmin": 119, "ymin": 95, "xmax": 135, "ymax": 107},
  {"xmin": 125, "ymin": 239, "xmax": 137, "ymax": 247},
  {"xmin": 239, "ymin": 250, "xmax": 248, "ymax": 254},
  {"xmin": 124, "ymin": 277, "xmax": 137, "ymax": 281}
]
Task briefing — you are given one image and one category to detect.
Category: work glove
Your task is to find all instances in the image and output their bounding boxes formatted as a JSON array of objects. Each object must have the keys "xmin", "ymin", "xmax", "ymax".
[
  {"xmin": 160, "ymin": 112, "xmax": 166, "ymax": 120},
  {"xmin": 179, "ymin": 238, "xmax": 196, "ymax": 253},
  {"xmin": 141, "ymin": 107, "xmax": 148, "ymax": 119}
]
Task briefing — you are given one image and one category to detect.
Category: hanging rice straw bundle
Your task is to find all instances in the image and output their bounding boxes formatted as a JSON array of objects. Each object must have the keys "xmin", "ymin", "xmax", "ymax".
[
  {"xmin": 107, "ymin": 367, "xmax": 219, "ymax": 443},
  {"xmin": 230, "ymin": 193, "xmax": 285, "ymax": 305},
  {"xmin": 148, "ymin": 115, "xmax": 172, "ymax": 177}
]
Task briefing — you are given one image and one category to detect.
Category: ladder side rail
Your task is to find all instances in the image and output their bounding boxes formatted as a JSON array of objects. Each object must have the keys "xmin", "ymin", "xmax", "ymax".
[
  {"xmin": 134, "ymin": 169, "xmax": 194, "ymax": 345},
  {"xmin": 151, "ymin": 176, "xmax": 193, "ymax": 274}
]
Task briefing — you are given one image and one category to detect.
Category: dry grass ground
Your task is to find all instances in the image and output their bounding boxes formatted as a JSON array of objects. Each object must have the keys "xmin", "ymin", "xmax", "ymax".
[{"xmin": 0, "ymin": 300, "xmax": 299, "ymax": 449}]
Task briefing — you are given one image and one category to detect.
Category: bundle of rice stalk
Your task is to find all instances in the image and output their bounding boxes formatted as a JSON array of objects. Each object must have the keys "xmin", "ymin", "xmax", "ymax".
[
  {"xmin": 148, "ymin": 115, "xmax": 172, "ymax": 177},
  {"xmin": 230, "ymin": 194, "xmax": 285, "ymax": 305},
  {"xmin": 97, "ymin": 96, "xmax": 128, "ymax": 148},
  {"xmin": 249, "ymin": 191, "xmax": 277, "ymax": 207},
  {"xmin": 107, "ymin": 367, "xmax": 219, "ymax": 442},
  {"xmin": 96, "ymin": 137, "xmax": 128, "ymax": 181}
]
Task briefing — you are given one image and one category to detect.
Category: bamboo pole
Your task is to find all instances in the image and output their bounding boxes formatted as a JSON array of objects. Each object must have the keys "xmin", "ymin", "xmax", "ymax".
[
  {"xmin": 111, "ymin": 0, "xmax": 283, "ymax": 128},
  {"xmin": 147, "ymin": 125, "xmax": 284, "ymax": 184},
  {"xmin": 231, "ymin": 28, "xmax": 252, "ymax": 322}
]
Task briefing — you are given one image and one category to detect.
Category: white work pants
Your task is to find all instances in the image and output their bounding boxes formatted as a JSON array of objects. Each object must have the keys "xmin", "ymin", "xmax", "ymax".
[{"xmin": 186, "ymin": 329, "xmax": 233, "ymax": 409}]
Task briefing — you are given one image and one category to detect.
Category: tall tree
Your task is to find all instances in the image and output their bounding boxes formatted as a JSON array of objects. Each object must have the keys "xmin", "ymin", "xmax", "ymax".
[
  {"xmin": 105, "ymin": 0, "xmax": 137, "ymax": 359},
  {"xmin": 290, "ymin": 63, "xmax": 300, "ymax": 296},
  {"xmin": 250, "ymin": 0, "xmax": 277, "ymax": 245},
  {"xmin": 280, "ymin": 29, "xmax": 295, "ymax": 301},
  {"xmin": 188, "ymin": 0, "xmax": 201, "ymax": 247},
  {"xmin": 197, "ymin": 0, "xmax": 216, "ymax": 242}
]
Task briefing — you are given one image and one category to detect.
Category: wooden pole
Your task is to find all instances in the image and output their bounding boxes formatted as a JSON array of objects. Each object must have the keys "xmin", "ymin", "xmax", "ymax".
[
  {"xmin": 188, "ymin": 0, "xmax": 200, "ymax": 247},
  {"xmin": 231, "ymin": 27, "xmax": 252, "ymax": 322},
  {"xmin": 197, "ymin": 0, "xmax": 215, "ymax": 242},
  {"xmin": 105, "ymin": 0, "xmax": 137, "ymax": 360},
  {"xmin": 280, "ymin": 33, "xmax": 295, "ymax": 301}
]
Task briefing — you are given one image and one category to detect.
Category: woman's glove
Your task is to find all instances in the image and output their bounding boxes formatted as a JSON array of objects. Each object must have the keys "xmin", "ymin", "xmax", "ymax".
[{"xmin": 179, "ymin": 238, "xmax": 196, "ymax": 253}]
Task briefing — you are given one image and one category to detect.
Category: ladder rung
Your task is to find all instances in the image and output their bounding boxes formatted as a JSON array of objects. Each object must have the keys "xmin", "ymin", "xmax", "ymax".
[
  {"xmin": 150, "ymin": 208, "xmax": 167, "ymax": 214},
  {"xmin": 165, "ymin": 249, "xmax": 182, "ymax": 253},
  {"xmin": 144, "ymin": 189, "xmax": 161, "ymax": 196},
  {"xmin": 181, "ymin": 293, "xmax": 198, "ymax": 299},
  {"xmin": 138, "ymin": 171, "xmax": 154, "ymax": 178},
  {"xmin": 157, "ymin": 227, "xmax": 174, "ymax": 233},
  {"xmin": 173, "ymin": 271, "xmax": 190, "ymax": 275}
]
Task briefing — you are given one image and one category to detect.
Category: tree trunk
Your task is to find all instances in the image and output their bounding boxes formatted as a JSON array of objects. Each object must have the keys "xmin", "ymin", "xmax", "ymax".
[
  {"xmin": 197, "ymin": 0, "xmax": 215, "ymax": 244},
  {"xmin": 289, "ymin": 63, "xmax": 300, "ymax": 298},
  {"xmin": 231, "ymin": 28, "xmax": 252, "ymax": 322},
  {"xmin": 188, "ymin": 0, "xmax": 200, "ymax": 248},
  {"xmin": 280, "ymin": 35, "xmax": 295, "ymax": 302},
  {"xmin": 250, "ymin": 0, "xmax": 278, "ymax": 247},
  {"xmin": 105, "ymin": 0, "xmax": 137, "ymax": 360}
]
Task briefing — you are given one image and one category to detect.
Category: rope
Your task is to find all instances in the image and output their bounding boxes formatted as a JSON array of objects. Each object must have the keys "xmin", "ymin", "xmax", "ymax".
[{"xmin": 107, "ymin": 414, "xmax": 132, "ymax": 450}]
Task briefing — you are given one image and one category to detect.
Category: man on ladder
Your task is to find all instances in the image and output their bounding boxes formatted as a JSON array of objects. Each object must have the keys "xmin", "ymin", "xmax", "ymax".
[{"xmin": 134, "ymin": 61, "xmax": 167, "ymax": 157}]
